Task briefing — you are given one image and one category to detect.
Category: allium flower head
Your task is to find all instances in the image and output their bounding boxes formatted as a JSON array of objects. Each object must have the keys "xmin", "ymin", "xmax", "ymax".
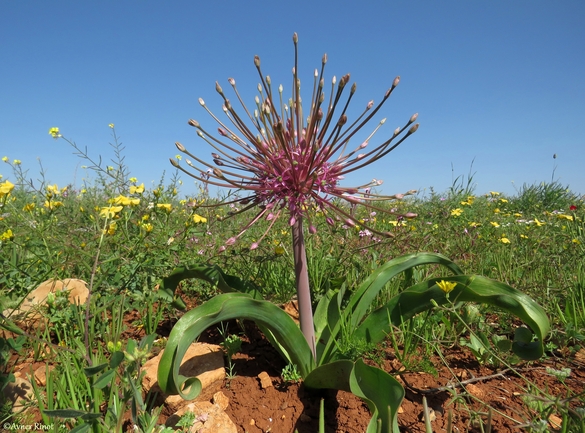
[{"xmin": 172, "ymin": 33, "xmax": 419, "ymax": 249}]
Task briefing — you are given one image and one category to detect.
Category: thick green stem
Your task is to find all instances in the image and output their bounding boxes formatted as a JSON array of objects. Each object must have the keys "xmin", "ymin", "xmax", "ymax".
[{"xmin": 291, "ymin": 217, "xmax": 316, "ymax": 360}]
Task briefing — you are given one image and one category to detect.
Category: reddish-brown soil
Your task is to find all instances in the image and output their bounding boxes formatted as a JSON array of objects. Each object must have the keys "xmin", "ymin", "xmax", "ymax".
[{"xmin": 5, "ymin": 305, "xmax": 585, "ymax": 433}]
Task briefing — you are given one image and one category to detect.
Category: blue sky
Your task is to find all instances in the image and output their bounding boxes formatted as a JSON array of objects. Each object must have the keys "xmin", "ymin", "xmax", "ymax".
[{"xmin": 1, "ymin": 1, "xmax": 583, "ymax": 198}]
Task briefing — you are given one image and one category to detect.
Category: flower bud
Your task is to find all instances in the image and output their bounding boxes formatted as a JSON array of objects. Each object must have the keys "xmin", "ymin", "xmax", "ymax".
[
  {"xmin": 393, "ymin": 76, "xmax": 400, "ymax": 87},
  {"xmin": 404, "ymin": 212, "xmax": 418, "ymax": 219},
  {"xmin": 250, "ymin": 243, "xmax": 259, "ymax": 250},
  {"xmin": 351, "ymin": 82, "xmax": 357, "ymax": 94},
  {"xmin": 188, "ymin": 119, "xmax": 199, "ymax": 128},
  {"xmin": 226, "ymin": 237, "xmax": 237, "ymax": 245},
  {"xmin": 228, "ymin": 77, "xmax": 235, "ymax": 86},
  {"xmin": 289, "ymin": 216, "xmax": 296, "ymax": 226},
  {"xmin": 199, "ymin": 98, "xmax": 205, "ymax": 106},
  {"xmin": 215, "ymin": 81, "xmax": 223, "ymax": 95},
  {"xmin": 410, "ymin": 113, "xmax": 418, "ymax": 123},
  {"xmin": 326, "ymin": 217, "xmax": 335, "ymax": 226},
  {"xmin": 254, "ymin": 55, "xmax": 261, "ymax": 67},
  {"xmin": 169, "ymin": 158, "xmax": 179, "ymax": 167},
  {"xmin": 175, "ymin": 142, "xmax": 186, "ymax": 152},
  {"xmin": 408, "ymin": 123, "xmax": 419, "ymax": 134},
  {"xmin": 322, "ymin": 53, "xmax": 327, "ymax": 64},
  {"xmin": 292, "ymin": 32, "xmax": 298, "ymax": 43},
  {"xmin": 309, "ymin": 225, "xmax": 317, "ymax": 234},
  {"xmin": 367, "ymin": 100, "xmax": 374, "ymax": 109}
]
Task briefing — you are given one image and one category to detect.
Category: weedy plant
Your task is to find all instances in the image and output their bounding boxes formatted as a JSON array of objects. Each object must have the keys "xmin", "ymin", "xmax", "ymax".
[{"xmin": 157, "ymin": 33, "xmax": 550, "ymax": 433}]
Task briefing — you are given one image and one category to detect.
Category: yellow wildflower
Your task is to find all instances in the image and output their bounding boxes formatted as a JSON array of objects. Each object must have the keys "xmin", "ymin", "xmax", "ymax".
[
  {"xmin": 129, "ymin": 177, "xmax": 137, "ymax": 183},
  {"xmin": 105, "ymin": 221, "xmax": 117, "ymax": 235},
  {"xmin": 100, "ymin": 205, "xmax": 123, "ymax": 218},
  {"xmin": 469, "ymin": 221, "xmax": 481, "ymax": 228},
  {"xmin": 175, "ymin": 155, "xmax": 182, "ymax": 160},
  {"xmin": 23, "ymin": 203, "xmax": 36, "ymax": 212},
  {"xmin": 493, "ymin": 208, "xmax": 500, "ymax": 214},
  {"xmin": 1, "ymin": 156, "xmax": 8, "ymax": 162},
  {"xmin": 489, "ymin": 191, "xmax": 500, "ymax": 197},
  {"xmin": 573, "ymin": 239, "xmax": 581, "ymax": 245},
  {"xmin": 129, "ymin": 183, "xmax": 144, "ymax": 195},
  {"xmin": 520, "ymin": 234, "xmax": 528, "ymax": 239},
  {"xmin": 499, "ymin": 198, "xmax": 508, "ymax": 203},
  {"xmin": 157, "ymin": 203, "xmax": 172, "ymax": 212},
  {"xmin": 499, "ymin": 237, "xmax": 511, "ymax": 244},
  {"xmin": 193, "ymin": 214, "xmax": 207, "ymax": 223},
  {"xmin": 140, "ymin": 222, "xmax": 153, "ymax": 232},
  {"xmin": 450, "ymin": 208, "xmax": 463, "ymax": 217},
  {"xmin": 533, "ymin": 218, "xmax": 545, "ymax": 227},
  {"xmin": 13, "ymin": 159, "xmax": 21, "ymax": 165},
  {"xmin": 514, "ymin": 213, "xmax": 522, "ymax": 217},
  {"xmin": 0, "ymin": 229, "xmax": 14, "ymax": 241},
  {"xmin": 44, "ymin": 200, "xmax": 63, "ymax": 210},
  {"xmin": 490, "ymin": 222, "xmax": 500, "ymax": 228},
  {"xmin": 112, "ymin": 195, "xmax": 140, "ymax": 206},
  {"xmin": 557, "ymin": 214, "xmax": 573, "ymax": 221},
  {"xmin": 108, "ymin": 123, "xmax": 115, "ymax": 129},
  {"xmin": 0, "ymin": 180, "xmax": 15, "ymax": 197},
  {"xmin": 46, "ymin": 184, "xmax": 59, "ymax": 197},
  {"xmin": 48, "ymin": 127, "xmax": 61, "ymax": 138},
  {"xmin": 437, "ymin": 280, "xmax": 456, "ymax": 294},
  {"xmin": 274, "ymin": 245, "xmax": 285, "ymax": 255}
]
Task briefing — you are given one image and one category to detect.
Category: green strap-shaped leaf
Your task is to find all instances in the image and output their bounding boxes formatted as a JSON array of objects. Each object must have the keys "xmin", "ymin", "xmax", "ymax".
[
  {"xmin": 348, "ymin": 253, "xmax": 464, "ymax": 328},
  {"xmin": 158, "ymin": 263, "xmax": 263, "ymax": 308},
  {"xmin": 304, "ymin": 359, "xmax": 404, "ymax": 433},
  {"xmin": 355, "ymin": 275, "xmax": 550, "ymax": 360},
  {"xmin": 157, "ymin": 293, "xmax": 314, "ymax": 398},
  {"xmin": 318, "ymin": 253, "xmax": 464, "ymax": 363}
]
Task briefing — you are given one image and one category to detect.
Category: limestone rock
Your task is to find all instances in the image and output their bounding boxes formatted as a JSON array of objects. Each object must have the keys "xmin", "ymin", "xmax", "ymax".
[
  {"xmin": 166, "ymin": 400, "xmax": 236, "ymax": 433},
  {"xmin": 34, "ymin": 365, "xmax": 54, "ymax": 387},
  {"xmin": 142, "ymin": 342, "xmax": 225, "ymax": 409},
  {"xmin": 258, "ymin": 371, "xmax": 273, "ymax": 389},
  {"xmin": 2, "ymin": 377, "xmax": 34, "ymax": 413},
  {"xmin": 3, "ymin": 278, "xmax": 89, "ymax": 319}
]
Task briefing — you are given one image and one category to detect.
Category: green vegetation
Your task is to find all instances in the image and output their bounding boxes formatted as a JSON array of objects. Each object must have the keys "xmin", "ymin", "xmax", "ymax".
[{"xmin": 1, "ymin": 134, "xmax": 583, "ymax": 432}]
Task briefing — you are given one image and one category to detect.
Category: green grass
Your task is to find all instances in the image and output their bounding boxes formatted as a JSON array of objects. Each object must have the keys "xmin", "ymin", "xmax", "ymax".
[{"xmin": 1, "ymin": 147, "xmax": 584, "ymax": 431}]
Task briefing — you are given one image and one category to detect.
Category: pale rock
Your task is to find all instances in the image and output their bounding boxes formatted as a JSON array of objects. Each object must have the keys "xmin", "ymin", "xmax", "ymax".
[
  {"xmin": 2, "ymin": 377, "xmax": 35, "ymax": 413},
  {"xmin": 33, "ymin": 365, "xmax": 54, "ymax": 387},
  {"xmin": 213, "ymin": 391, "xmax": 229, "ymax": 410},
  {"xmin": 465, "ymin": 383, "xmax": 485, "ymax": 399},
  {"xmin": 166, "ymin": 400, "xmax": 236, "ymax": 433},
  {"xmin": 258, "ymin": 371, "xmax": 273, "ymax": 389},
  {"xmin": 3, "ymin": 278, "xmax": 89, "ymax": 320},
  {"xmin": 142, "ymin": 342, "xmax": 225, "ymax": 409}
]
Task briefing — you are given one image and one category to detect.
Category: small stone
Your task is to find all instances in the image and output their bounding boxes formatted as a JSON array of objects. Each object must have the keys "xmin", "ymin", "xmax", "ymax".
[
  {"xmin": 34, "ymin": 365, "xmax": 54, "ymax": 387},
  {"xmin": 300, "ymin": 414, "xmax": 312, "ymax": 423},
  {"xmin": 549, "ymin": 414, "xmax": 563, "ymax": 428},
  {"xmin": 397, "ymin": 406, "xmax": 404, "ymax": 414},
  {"xmin": 258, "ymin": 371, "xmax": 273, "ymax": 389},
  {"xmin": 249, "ymin": 418, "xmax": 255, "ymax": 426},
  {"xmin": 213, "ymin": 391, "xmax": 229, "ymax": 411},
  {"xmin": 280, "ymin": 401, "xmax": 288, "ymax": 410},
  {"xmin": 420, "ymin": 408, "xmax": 436, "ymax": 422},
  {"xmin": 456, "ymin": 370, "xmax": 468, "ymax": 380},
  {"xmin": 466, "ymin": 383, "xmax": 485, "ymax": 399}
]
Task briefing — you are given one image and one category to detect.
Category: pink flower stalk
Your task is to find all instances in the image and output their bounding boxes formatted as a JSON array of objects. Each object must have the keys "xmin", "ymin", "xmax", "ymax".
[{"xmin": 171, "ymin": 33, "xmax": 419, "ymax": 359}]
